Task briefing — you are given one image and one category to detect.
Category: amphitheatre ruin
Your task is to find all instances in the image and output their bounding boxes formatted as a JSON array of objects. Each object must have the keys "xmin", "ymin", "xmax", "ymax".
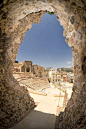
[{"xmin": 0, "ymin": 0, "xmax": 86, "ymax": 129}]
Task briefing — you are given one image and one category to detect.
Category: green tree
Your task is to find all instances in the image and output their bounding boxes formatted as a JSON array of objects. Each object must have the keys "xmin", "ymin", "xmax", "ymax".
[
  {"xmin": 48, "ymin": 11, "xmax": 54, "ymax": 15},
  {"xmin": 15, "ymin": 60, "xmax": 19, "ymax": 63}
]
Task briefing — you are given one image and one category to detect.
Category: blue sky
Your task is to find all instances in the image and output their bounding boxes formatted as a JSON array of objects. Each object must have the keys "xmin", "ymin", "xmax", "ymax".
[{"xmin": 16, "ymin": 12, "xmax": 73, "ymax": 68}]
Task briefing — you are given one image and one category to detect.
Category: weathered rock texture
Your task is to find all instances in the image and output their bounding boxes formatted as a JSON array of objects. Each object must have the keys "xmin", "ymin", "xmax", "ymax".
[{"xmin": 0, "ymin": 0, "xmax": 86, "ymax": 129}]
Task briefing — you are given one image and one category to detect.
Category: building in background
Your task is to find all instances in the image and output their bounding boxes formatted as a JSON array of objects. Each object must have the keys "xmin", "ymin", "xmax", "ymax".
[
  {"xmin": 13, "ymin": 61, "xmax": 45, "ymax": 77},
  {"xmin": 45, "ymin": 68, "xmax": 74, "ymax": 83}
]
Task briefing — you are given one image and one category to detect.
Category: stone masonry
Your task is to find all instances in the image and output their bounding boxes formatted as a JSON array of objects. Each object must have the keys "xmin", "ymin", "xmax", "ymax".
[
  {"xmin": 13, "ymin": 60, "xmax": 45, "ymax": 77},
  {"xmin": 0, "ymin": 0, "xmax": 86, "ymax": 129}
]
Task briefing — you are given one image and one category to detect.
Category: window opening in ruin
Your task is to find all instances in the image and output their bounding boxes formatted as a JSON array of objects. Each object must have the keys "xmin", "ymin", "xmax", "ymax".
[
  {"xmin": 14, "ymin": 12, "xmax": 73, "ymax": 111},
  {"xmin": 27, "ymin": 68, "xmax": 30, "ymax": 72}
]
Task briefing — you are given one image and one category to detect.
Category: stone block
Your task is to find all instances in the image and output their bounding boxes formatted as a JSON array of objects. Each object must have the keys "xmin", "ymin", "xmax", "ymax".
[
  {"xmin": 70, "ymin": 16, "xmax": 74, "ymax": 24},
  {"xmin": 76, "ymin": 0, "xmax": 84, "ymax": 7},
  {"xmin": 74, "ymin": 24, "xmax": 78, "ymax": 31},
  {"xmin": 76, "ymin": 31, "xmax": 82, "ymax": 39}
]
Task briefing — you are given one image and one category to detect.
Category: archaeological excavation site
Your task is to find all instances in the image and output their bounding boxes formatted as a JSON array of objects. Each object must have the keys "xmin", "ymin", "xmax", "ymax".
[{"xmin": 0, "ymin": 0, "xmax": 86, "ymax": 129}]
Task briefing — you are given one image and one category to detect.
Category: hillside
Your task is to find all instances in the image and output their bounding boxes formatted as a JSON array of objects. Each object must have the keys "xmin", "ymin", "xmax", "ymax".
[{"xmin": 57, "ymin": 67, "xmax": 73, "ymax": 73}]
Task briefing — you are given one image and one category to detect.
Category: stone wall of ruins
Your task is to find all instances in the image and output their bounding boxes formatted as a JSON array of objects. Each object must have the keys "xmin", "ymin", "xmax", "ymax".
[
  {"xmin": 0, "ymin": 0, "xmax": 86, "ymax": 128},
  {"xmin": 13, "ymin": 61, "xmax": 45, "ymax": 78}
]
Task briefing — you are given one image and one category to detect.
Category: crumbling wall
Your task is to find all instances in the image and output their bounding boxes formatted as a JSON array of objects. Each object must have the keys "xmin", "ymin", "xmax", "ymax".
[
  {"xmin": 0, "ymin": 0, "xmax": 86, "ymax": 129},
  {"xmin": 0, "ymin": 3, "xmax": 46, "ymax": 128}
]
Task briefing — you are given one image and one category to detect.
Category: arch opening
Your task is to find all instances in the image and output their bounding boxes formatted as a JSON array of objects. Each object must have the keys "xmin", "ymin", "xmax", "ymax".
[
  {"xmin": 14, "ymin": 12, "xmax": 73, "ymax": 105},
  {"xmin": 26, "ymin": 68, "xmax": 30, "ymax": 72},
  {"xmin": 0, "ymin": 1, "xmax": 86, "ymax": 129}
]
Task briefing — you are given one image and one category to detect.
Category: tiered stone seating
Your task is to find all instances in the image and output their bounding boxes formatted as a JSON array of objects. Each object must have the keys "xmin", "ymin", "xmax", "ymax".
[{"xmin": 17, "ymin": 77, "xmax": 50, "ymax": 92}]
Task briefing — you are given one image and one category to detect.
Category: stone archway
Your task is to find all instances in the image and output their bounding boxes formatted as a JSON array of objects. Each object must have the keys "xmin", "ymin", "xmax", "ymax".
[
  {"xmin": 0, "ymin": 0, "xmax": 86, "ymax": 128},
  {"xmin": 26, "ymin": 68, "xmax": 30, "ymax": 72}
]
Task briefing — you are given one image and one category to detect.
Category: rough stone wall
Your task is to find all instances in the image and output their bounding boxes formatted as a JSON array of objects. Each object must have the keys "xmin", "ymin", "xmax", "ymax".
[
  {"xmin": 13, "ymin": 61, "xmax": 45, "ymax": 77},
  {"xmin": 33, "ymin": 64, "xmax": 45, "ymax": 77},
  {"xmin": 0, "ymin": 3, "xmax": 46, "ymax": 129},
  {"xmin": 21, "ymin": 61, "xmax": 32, "ymax": 72},
  {"xmin": 0, "ymin": 74, "xmax": 35, "ymax": 129},
  {"xmin": 0, "ymin": 0, "xmax": 86, "ymax": 129}
]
